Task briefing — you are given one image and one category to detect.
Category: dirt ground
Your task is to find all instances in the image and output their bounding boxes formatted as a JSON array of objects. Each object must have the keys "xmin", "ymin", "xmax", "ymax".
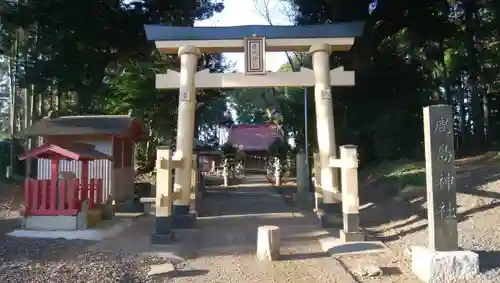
[
  {"xmin": 0, "ymin": 180, "xmax": 23, "ymax": 220},
  {"xmin": 339, "ymin": 152, "xmax": 500, "ymax": 282}
]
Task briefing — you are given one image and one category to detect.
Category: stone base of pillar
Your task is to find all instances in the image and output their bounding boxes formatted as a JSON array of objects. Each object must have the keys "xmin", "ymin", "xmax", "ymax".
[
  {"xmin": 151, "ymin": 232, "xmax": 175, "ymax": 244},
  {"xmin": 151, "ymin": 215, "xmax": 175, "ymax": 244},
  {"xmin": 317, "ymin": 210, "xmax": 342, "ymax": 228},
  {"xmin": 172, "ymin": 212, "xmax": 197, "ymax": 229},
  {"xmin": 322, "ymin": 202, "xmax": 342, "ymax": 214},
  {"xmin": 340, "ymin": 230, "xmax": 365, "ymax": 242},
  {"xmin": 172, "ymin": 205, "xmax": 197, "ymax": 229},
  {"xmin": 411, "ymin": 246, "xmax": 479, "ymax": 283},
  {"xmin": 316, "ymin": 202, "xmax": 342, "ymax": 227}
]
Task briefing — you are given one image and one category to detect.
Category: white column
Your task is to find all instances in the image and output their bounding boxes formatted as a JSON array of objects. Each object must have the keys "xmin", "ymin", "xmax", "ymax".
[
  {"xmin": 310, "ymin": 43, "xmax": 339, "ymax": 210},
  {"xmin": 173, "ymin": 46, "xmax": 201, "ymax": 209},
  {"xmin": 274, "ymin": 157, "xmax": 281, "ymax": 186},
  {"xmin": 223, "ymin": 158, "xmax": 229, "ymax": 186}
]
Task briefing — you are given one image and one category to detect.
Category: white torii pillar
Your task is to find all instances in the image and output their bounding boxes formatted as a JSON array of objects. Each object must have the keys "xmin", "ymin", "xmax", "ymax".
[
  {"xmin": 172, "ymin": 46, "xmax": 200, "ymax": 228},
  {"xmin": 310, "ymin": 43, "xmax": 341, "ymax": 226}
]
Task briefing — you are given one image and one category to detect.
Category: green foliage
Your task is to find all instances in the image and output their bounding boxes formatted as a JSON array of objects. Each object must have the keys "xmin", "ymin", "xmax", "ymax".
[
  {"xmin": 2, "ymin": 0, "xmax": 500, "ymax": 176},
  {"xmin": 221, "ymin": 142, "xmax": 237, "ymax": 157},
  {"xmin": 268, "ymin": 138, "xmax": 289, "ymax": 159},
  {"xmin": 0, "ymin": 0, "xmax": 230, "ymax": 172},
  {"xmin": 227, "ymin": 0, "xmax": 500, "ymax": 164},
  {"xmin": 369, "ymin": 159, "xmax": 426, "ymax": 187}
]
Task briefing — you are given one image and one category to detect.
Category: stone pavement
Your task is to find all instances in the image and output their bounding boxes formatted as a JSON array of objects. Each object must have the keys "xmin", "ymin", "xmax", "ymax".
[
  {"xmin": 87, "ymin": 182, "xmax": 360, "ymax": 282},
  {"xmin": 171, "ymin": 184, "xmax": 359, "ymax": 283}
]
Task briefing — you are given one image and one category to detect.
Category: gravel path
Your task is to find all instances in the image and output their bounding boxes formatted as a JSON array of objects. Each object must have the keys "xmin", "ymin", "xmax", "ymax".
[
  {"xmin": 0, "ymin": 216, "xmax": 174, "ymax": 283},
  {"xmin": 167, "ymin": 184, "xmax": 358, "ymax": 283}
]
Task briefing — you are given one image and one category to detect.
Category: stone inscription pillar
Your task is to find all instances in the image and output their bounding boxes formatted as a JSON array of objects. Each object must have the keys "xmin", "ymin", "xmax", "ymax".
[
  {"xmin": 310, "ymin": 43, "xmax": 340, "ymax": 215},
  {"xmin": 423, "ymin": 105, "xmax": 458, "ymax": 251},
  {"xmin": 172, "ymin": 46, "xmax": 200, "ymax": 228},
  {"xmin": 411, "ymin": 105, "xmax": 479, "ymax": 282}
]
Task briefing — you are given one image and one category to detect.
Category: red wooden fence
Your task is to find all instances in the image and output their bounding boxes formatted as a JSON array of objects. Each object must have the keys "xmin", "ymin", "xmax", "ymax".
[{"xmin": 24, "ymin": 178, "xmax": 104, "ymax": 216}]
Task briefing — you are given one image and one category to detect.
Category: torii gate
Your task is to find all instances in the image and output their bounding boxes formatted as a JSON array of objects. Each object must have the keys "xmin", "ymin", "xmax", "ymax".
[{"xmin": 145, "ymin": 22, "xmax": 364, "ymax": 228}]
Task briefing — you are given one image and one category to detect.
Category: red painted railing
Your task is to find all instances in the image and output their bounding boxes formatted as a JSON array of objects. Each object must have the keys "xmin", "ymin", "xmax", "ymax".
[{"xmin": 24, "ymin": 178, "xmax": 103, "ymax": 216}]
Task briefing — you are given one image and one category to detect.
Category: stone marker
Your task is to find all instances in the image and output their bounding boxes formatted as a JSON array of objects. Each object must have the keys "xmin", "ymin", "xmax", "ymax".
[
  {"xmin": 411, "ymin": 105, "xmax": 479, "ymax": 283},
  {"xmin": 256, "ymin": 225, "xmax": 280, "ymax": 261},
  {"xmin": 424, "ymin": 105, "xmax": 458, "ymax": 251}
]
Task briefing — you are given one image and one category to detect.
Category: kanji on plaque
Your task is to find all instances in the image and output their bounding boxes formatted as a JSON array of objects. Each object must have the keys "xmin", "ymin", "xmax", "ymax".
[
  {"xmin": 179, "ymin": 91, "xmax": 191, "ymax": 101},
  {"xmin": 244, "ymin": 37, "xmax": 266, "ymax": 75},
  {"xmin": 320, "ymin": 88, "xmax": 331, "ymax": 100}
]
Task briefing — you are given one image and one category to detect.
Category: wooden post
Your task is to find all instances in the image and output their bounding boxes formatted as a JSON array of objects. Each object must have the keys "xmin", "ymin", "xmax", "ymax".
[
  {"xmin": 191, "ymin": 154, "xmax": 197, "ymax": 194},
  {"xmin": 339, "ymin": 145, "xmax": 364, "ymax": 242},
  {"xmin": 151, "ymin": 147, "xmax": 175, "ymax": 244},
  {"xmin": 81, "ymin": 160, "xmax": 89, "ymax": 201},
  {"xmin": 256, "ymin": 225, "xmax": 280, "ymax": 261},
  {"xmin": 423, "ymin": 105, "xmax": 458, "ymax": 251},
  {"xmin": 223, "ymin": 158, "xmax": 229, "ymax": 187}
]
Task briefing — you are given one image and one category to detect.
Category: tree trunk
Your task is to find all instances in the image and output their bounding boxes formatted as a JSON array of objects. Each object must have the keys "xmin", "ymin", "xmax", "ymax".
[
  {"xmin": 464, "ymin": 1, "xmax": 484, "ymax": 150},
  {"xmin": 8, "ymin": 32, "xmax": 19, "ymax": 177}
]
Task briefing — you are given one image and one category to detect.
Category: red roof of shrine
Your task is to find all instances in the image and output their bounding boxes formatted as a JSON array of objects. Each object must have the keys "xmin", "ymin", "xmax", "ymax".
[
  {"xmin": 19, "ymin": 142, "xmax": 113, "ymax": 161},
  {"xmin": 226, "ymin": 124, "xmax": 282, "ymax": 152}
]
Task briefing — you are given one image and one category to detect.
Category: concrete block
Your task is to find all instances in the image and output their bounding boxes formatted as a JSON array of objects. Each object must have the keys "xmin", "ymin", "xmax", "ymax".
[
  {"xmin": 340, "ymin": 230, "xmax": 365, "ymax": 242},
  {"xmin": 172, "ymin": 212, "xmax": 197, "ymax": 229},
  {"xmin": 317, "ymin": 211, "xmax": 343, "ymax": 228},
  {"xmin": 151, "ymin": 232, "xmax": 175, "ymax": 245},
  {"xmin": 86, "ymin": 208, "xmax": 103, "ymax": 228},
  {"xmin": 140, "ymin": 197, "xmax": 156, "ymax": 216},
  {"xmin": 24, "ymin": 216, "xmax": 79, "ymax": 231},
  {"xmin": 256, "ymin": 226, "xmax": 280, "ymax": 261},
  {"xmin": 411, "ymin": 246, "xmax": 479, "ymax": 283}
]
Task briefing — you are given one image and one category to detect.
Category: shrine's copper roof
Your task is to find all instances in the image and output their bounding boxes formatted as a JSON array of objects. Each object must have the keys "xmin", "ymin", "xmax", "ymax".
[
  {"xmin": 144, "ymin": 22, "xmax": 364, "ymax": 41},
  {"xmin": 226, "ymin": 124, "xmax": 282, "ymax": 152},
  {"xmin": 23, "ymin": 115, "xmax": 148, "ymax": 141}
]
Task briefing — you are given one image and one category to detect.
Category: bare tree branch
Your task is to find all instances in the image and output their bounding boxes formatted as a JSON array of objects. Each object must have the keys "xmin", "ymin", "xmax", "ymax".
[{"xmin": 251, "ymin": 0, "xmax": 302, "ymax": 71}]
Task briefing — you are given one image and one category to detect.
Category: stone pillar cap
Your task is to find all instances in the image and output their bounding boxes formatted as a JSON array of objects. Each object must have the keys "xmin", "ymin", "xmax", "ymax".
[
  {"xmin": 309, "ymin": 43, "xmax": 331, "ymax": 55},
  {"xmin": 178, "ymin": 46, "xmax": 201, "ymax": 57}
]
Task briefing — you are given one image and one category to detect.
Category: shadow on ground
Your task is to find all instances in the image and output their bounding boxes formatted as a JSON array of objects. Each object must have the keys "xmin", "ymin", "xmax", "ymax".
[
  {"xmin": 148, "ymin": 269, "xmax": 209, "ymax": 280},
  {"xmin": 474, "ymin": 250, "xmax": 500, "ymax": 273},
  {"xmin": 194, "ymin": 180, "xmax": 330, "ymax": 258},
  {"xmin": 326, "ymin": 242, "xmax": 388, "ymax": 256},
  {"xmin": 0, "ymin": 217, "xmax": 21, "ymax": 232},
  {"xmin": 200, "ymin": 185, "xmax": 298, "ymax": 217},
  {"xmin": 357, "ymin": 153, "xmax": 500, "ymax": 242}
]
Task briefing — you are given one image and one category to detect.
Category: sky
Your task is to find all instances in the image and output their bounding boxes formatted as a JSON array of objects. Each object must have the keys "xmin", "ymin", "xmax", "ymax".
[
  {"xmin": 194, "ymin": 0, "xmax": 296, "ymax": 145},
  {"xmin": 195, "ymin": 0, "xmax": 292, "ymax": 72}
]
